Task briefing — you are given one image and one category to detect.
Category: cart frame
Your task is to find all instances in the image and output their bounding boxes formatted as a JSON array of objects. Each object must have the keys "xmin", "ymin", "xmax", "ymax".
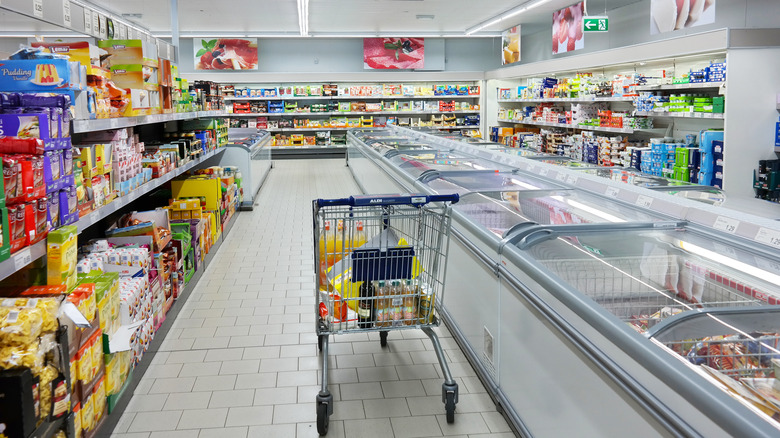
[{"xmin": 312, "ymin": 194, "xmax": 459, "ymax": 435}]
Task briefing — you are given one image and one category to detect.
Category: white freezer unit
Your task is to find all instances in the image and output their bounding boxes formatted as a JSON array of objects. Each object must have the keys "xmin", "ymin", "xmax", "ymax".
[
  {"xmin": 347, "ymin": 127, "xmax": 780, "ymax": 437},
  {"xmin": 221, "ymin": 130, "xmax": 272, "ymax": 210}
]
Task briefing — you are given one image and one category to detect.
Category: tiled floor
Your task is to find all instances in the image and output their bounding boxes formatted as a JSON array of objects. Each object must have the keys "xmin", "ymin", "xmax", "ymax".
[{"xmin": 110, "ymin": 159, "xmax": 514, "ymax": 438}]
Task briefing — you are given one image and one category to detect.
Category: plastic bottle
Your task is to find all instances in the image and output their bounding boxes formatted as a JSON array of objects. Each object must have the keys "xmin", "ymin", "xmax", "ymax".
[
  {"xmin": 375, "ymin": 281, "xmax": 388, "ymax": 328},
  {"xmin": 353, "ymin": 221, "xmax": 367, "ymax": 249},
  {"xmin": 357, "ymin": 281, "xmax": 375, "ymax": 329},
  {"xmin": 389, "ymin": 280, "xmax": 403, "ymax": 326},
  {"xmin": 403, "ymin": 280, "xmax": 417, "ymax": 325},
  {"xmin": 318, "ymin": 222, "xmax": 332, "ymax": 288},
  {"xmin": 333, "ymin": 220, "xmax": 344, "ymax": 264},
  {"xmin": 418, "ymin": 282, "xmax": 434, "ymax": 325}
]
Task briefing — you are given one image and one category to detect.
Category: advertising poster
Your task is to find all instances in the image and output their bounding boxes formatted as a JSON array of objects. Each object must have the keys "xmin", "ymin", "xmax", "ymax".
[
  {"xmin": 651, "ymin": 0, "xmax": 716, "ymax": 34},
  {"xmin": 501, "ymin": 26, "xmax": 521, "ymax": 65},
  {"xmin": 553, "ymin": 2, "xmax": 585, "ymax": 55},
  {"xmin": 195, "ymin": 38, "xmax": 258, "ymax": 70},
  {"xmin": 364, "ymin": 38, "xmax": 424, "ymax": 70}
]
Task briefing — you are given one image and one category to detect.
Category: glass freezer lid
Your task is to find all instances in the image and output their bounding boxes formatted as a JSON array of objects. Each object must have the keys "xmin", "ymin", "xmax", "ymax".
[
  {"xmin": 530, "ymin": 157, "xmax": 601, "ymax": 168},
  {"xmin": 452, "ymin": 189, "xmax": 665, "ymax": 237},
  {"xmin": 572, "ymin": 168, "xmax": 698, "ymax": 188},
  {"xmin": 515, "ymin": 227, "xmax": 780, "ymax": 332},
  {"xmin": 495, "ymin": 148, "xmax": 552, "ymax": 158},
  {"xmin": 423, "ymin": 171, "xmax": 565, "ymax": 195},
  {"xmin": 389, "ymin": 155, "xmax": 515, "ymax": 178},
  {"xmin": 656, "ymin": 187, "xmax": 726, "ymax": 206}
]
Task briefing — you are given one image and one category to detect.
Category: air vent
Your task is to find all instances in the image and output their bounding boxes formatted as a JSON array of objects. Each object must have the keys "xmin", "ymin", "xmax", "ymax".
[{"xmin": 416, "ymin": 14, "xmax": 435, "ymax": 20}]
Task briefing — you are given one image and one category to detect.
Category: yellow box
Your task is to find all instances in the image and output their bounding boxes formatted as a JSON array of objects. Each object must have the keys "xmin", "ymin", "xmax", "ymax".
[
  {"xmin": 171, "ymin": 178, "xmax": 221, "ymax": 210},
  {"xmin": 80, "ymin": 147, "xmax": 95, "ymax": 179},
  {"xmin": 169, "ymin": 209, "xmax": 181, "ymax": 220},
  {"xmin": 47, "ymin": 225, "xmax": 78, "ymax": 291},
  {"xmin": 191, "ymin": 209, "xmax": 202, "ymax": 219},
  {"xmin": 181, "ymin": 211, "xmax": 191, "ymax": 220}
]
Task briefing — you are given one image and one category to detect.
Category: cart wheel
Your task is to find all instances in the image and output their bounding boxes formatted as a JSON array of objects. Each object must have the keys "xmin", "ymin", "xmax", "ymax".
[
  {"xmin": 443, "ymin": 382, "xmax": 458, "ymax": 424},
  {"xmin": 317, "ymin": 402, "xmax": 329, "ymax": 435},
  {"xmin": 379, "ymin": 331, "xmax": 388, "ymax": 347},
  {"xmin": 445, "ymin": 392, "xmax": 456, "ymax": 423}
]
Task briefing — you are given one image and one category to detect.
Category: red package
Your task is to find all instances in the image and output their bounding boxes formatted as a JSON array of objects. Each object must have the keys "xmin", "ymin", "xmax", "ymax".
[
  {"xmin": 6, "ymin": 155, "xmax": 46, "ymax": 205},
  {"xmin": 2, "ymin": 155, "xmax": 21, "ymax": 201},
  {"xmin": 0, "ymin": 136, "xmax": 45, "ymax": 154}
]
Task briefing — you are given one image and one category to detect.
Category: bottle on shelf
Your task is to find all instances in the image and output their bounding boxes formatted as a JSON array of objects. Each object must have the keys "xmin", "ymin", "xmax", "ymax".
[{"xmin": 357, "ymin": 281, "xmax": 376, "ymax": 329}]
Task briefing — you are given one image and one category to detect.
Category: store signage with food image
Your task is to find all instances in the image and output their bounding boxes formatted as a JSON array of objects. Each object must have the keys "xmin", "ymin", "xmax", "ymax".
[
  {"xmin": 651, "ymin": 0, "xmax": 716, "ymax": 34},
  {"xmin": 501, "ymin": 26, "xmax": 521, "ymax": 65},
  {"xmin": 553, "ymin": 2, "xmax": 585, "ymax": 55},
  {"xmin": 363, "ymin": 38, "xmax": 424, "ymax": 70},
  {"xmin": 195, "ymin": 38, "xmax": 258, "ymax": 70}
]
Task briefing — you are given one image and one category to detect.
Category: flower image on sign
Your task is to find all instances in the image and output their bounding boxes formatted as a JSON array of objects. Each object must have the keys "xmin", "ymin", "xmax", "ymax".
[
  {"xmin": 651, "ymin": 0, "xmax": 716, "ymax": 34},
  {"xmin": 501, "ymin": 26, "xmax": 521, "ymax": 65},
  {"xmin": 195, "ymin": 38, "xmax": 258, "ymax": 70},
  {"xmin": 553, "ymin": 2, "xmax": 585, "ymax": 55},
  {"xmin": 363, "ymin": 38, "xmax": 424, "ymax": 70}
]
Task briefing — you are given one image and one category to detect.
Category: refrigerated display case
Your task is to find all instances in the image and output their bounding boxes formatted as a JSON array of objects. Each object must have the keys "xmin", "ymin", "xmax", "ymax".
[
  {"xmin": 221, "ymin": 130, "xmax": 272, "ymax": 209},
  {"xmin": 346, "ymin": 125, "xmax": 780, "ymax": 437}
]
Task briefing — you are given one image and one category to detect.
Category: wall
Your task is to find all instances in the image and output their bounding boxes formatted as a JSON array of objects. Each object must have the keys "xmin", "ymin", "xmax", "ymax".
[
  {"xmin": 177, "ymin": 37, "xmax": 500, "ymax": 77},
  {"xmin": 512, "ymin": 0, "xmax": 780, "ymax": 68}
]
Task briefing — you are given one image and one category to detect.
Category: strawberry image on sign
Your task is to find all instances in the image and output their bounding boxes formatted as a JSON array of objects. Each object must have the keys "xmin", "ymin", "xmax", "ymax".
[
  {"xmin": 364, "ymin": 38, "xmax": 424, "ymax": 69},
  {"xmin": 195, "ymin": 38, "xmax": 258, "ymax": 70}
]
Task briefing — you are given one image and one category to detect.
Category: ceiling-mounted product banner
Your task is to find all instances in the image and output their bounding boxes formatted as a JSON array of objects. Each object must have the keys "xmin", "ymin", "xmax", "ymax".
[
  {"xmin": 363, "ymin": 38, "xmax": 425, "ymax": 70},
  {"xmin": 195, "ymin": 38, "xmax": 259, "ymax": 70},
  {"xmin": 501, "ymin": 26, "xmax": 521, "ymax": 65},
  {"xmin": 651, "ymin": 0, "xmax": 716, "ymax": 34},
  {"xmin": 553, "ymin": 2, "xmax": 585, "ymax": 55}
]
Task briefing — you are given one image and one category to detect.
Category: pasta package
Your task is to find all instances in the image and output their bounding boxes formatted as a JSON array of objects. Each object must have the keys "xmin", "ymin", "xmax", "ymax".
[
  {"xmin": 0, "ymin": 341, "xmax": 43, "ymax": 370},
  {"xmin": 0, "ymin": 297, "xmax": 61, "ymax": 333},
  {"xmin": 0, "ymin": 306, "xmax": 44, "ymax": 346}
]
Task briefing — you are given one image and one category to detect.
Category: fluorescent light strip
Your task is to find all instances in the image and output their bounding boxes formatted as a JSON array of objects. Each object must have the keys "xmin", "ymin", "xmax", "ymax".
[
  {"xmin": 297, "ymin": 0, "xmax": 309, "ymax": 37},
  {"xmin": 677, "ymin": 240, "xmax": 780, "ymax": 289},
  {"xmin": 550, "ymin": 196, "xmax": 626, "ymax": 223},
  {"xmin": 466, "ymin": 0, "xmax": 554, "ymax": 35}
]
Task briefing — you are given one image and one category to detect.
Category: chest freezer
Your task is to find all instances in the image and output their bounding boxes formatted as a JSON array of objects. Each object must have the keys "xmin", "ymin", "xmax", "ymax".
[
  {"xmin": 421, "ymin": 170, "xmax": 565, "ymax": 196},
  {"xmin": 388, "ymin": 155, "xmax": 516, "ymax": 179}
]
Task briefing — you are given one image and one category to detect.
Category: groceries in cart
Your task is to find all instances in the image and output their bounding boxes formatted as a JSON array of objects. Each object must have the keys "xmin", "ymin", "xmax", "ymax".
[{"xmin": 317, "ymin": 223, "xmax": 431, "ymax": 330}]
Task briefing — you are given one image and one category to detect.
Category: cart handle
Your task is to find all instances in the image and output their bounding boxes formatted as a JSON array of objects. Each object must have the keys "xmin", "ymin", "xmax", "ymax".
[{"xmin": 316, "ymin": 193, "xmax": 459, "ymax": 207}]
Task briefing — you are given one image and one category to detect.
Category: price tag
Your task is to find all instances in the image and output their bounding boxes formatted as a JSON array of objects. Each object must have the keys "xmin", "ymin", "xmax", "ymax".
[
  {"xmin": 539, "ymin": 168, "xmax": 549, "ymax": 176},
  {"xmin": 556, "ymin": 172, "xmax": 567, "ymax": 182},
  {"xmin": 63, "ymin": 0, "xmax": 71, "ymax": 27},
  {"xmin": 92, "ymin": 12, "xmax": 100, "ymax": 37},
  {"xmin": 636, "ymin": 195, "xmax": 653, "ymax": 208},
  {"xmin": 83, "ymin": 9, "xmax": 92, "ymax": 34},
  {"xmin": 713, "ymin": 216, "xmax": 739, "ymax": 234},
  {"xmin": 713, "ymin": 242, "xmax": 738, "ymax": 259},
  {"xmin": 13, "ymin": 248, "xmax": 32, "ymax": 270},
  {"xmin": 566, "ymin": 175, "xmax": 578, "ymax": 185},
  {"xmin": 755, "ymin": 227, "xmax": 780, "ymax": 249},
  {"xmin": 755, "ymin": 257, "xmax": 780, "ymax": 274},
  {"xmin": 526, "ymin": 164, "xmax": 536, "ymax": 173},
  {"xmin": 33, "ymin": 0, "xmax": 43, "ymax": 18},
  {"xmin": 99, "ymin": 14, "xmax": 107, "ymax": 38},
  {"xmin": 118, "ymin": 23, "xmax": 127, "ymax": 39},
  {"xmin": 605, "ymin": 186, "xmax": 620, "ymax": 198}
]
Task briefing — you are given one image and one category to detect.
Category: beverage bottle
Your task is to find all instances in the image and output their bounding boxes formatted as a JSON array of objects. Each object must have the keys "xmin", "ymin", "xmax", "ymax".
[
  {"xmin": 403, "ymin": 280, "xmax": 417, "ymax": 325},
  {"xmin": 375, "ymin": 281, "xmax": 388, "ymax": 328},
  {"xmin": 353, "ymin": 221, "xmax": 367, "ymax": 249},
  {"xmin": 389, "ymin": 280, "xmax": 403, "ymax": 327},
  {"xmin": 318, "ymin": 221, "xmax": 331, "ymax": 288},
  {"xmin": 418, "ymin": 282, "xmax": 434, "ymax": 325},
  {"xmin": 357, "ymin": 281, "xmax": 375, "ymax": 329},
  {"xmin": 333, "ymin": 220, "xmax": 344, "ymax": 264}
]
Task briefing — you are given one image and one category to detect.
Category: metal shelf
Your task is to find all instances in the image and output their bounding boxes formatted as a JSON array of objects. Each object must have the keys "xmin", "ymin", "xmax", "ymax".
[
  {"xmin": 634, "ymin": 81, "xmax": 725, "ymax": 91},
  {"xmin": 497, "ymin": 118, "xmax": 636, "ymax": 134},
  {"xmin": 634, "ymin": 111, "xmax": 725, "ymax": 120},
  {"xmin": 224, "ymin": 94, "xmax": 481, "ymax": 101},
  {"xmin": 227, "ymin": 110, "xmax": 480, "ymax": 117},
  {"xmin": 265, "ymin": 127, "xmax": 351, "ymax": 132},
  {"xmin": 72, "ymin": 110, "xmax": 226, "ymax": 133},
  {"xmin": 0, "ymin": 241, "xmax": 47, "ymax": 283},
  {"xmin": 77, "ymin": 148, "xmax": 226, "ymax": 232},
  {"xmin": 498, "ymin": 96, "xmax": 635, "ymax": 103}
]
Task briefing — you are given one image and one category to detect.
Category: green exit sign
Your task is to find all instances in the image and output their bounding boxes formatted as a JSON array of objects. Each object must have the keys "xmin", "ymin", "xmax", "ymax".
[{"xmin": 583, "ymin": 16, "xmax": 608, "ymax": 32}]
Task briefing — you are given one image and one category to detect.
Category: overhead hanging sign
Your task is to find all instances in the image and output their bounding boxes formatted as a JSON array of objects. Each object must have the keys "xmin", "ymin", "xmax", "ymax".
[
  {"xmin": 364, "ymin": 38, "xmax": 425, "ymax": 70},
  {"xmin": 583, "ymin": 16, "xmax": 608, "ymax": 32},
  {"xmin": 195, "ymin": 38, "xmax": 258, "ymax": 70},
  {"xmin": 501, "ymin": 26, "xmax": 521, "ymax": 65}
]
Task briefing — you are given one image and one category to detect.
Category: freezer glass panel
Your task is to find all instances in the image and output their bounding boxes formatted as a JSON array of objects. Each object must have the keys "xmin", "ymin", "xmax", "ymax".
[
  {"xmin": 519, "ymin": 228, "xmax": 779, "ymax": 331},
  {"xmin": 424, "ymin": 171, "xmax": 564, "ymax": 195},
  {"xmin": 389, "ymin": 155, "xmax": 515, "ymax": 179},
  {"xmin": 453, "ymin": 189, "xmax": 665, "ymax": 237},
  {"xmin": 659, "ymin": 187, "xmax": 726, "ymax": 206},
  {"xmin": 531, "ymin": 157, "xmax": 601, "ymax": 168},
  {"xmin": 572, "ymin": 168, "xmax": 695, "ymax": 188},
  {"xmin": 493, "ymin": 148, "xmax": 551, "ymax": 158}
]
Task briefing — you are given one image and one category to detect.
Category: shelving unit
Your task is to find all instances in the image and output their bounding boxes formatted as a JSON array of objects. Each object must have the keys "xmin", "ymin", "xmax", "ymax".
[
  {"xmin": 225, "ymin": 94, "xmax": 478, "ymax": 101},
  {"xmin": 73, "ymin": 110, "xmax": 226, "ymax": 133},
  {"xmin": 496, "ymin": 118, "xmax": 645, "ymax": 134},
  {"xmin": 229, "ymin": 110, "xmax": 479, "ymax": 117},
  {"xmin": 498, "ymin": 96, "xmax": 635, "ymax": 103},
  {"xmin": 634, "ymin": 111, "xmax": 725, "ymax": 120},
  {"xmin": 635, "ymin": 81, "xmax": 725, "ymax": 91}
]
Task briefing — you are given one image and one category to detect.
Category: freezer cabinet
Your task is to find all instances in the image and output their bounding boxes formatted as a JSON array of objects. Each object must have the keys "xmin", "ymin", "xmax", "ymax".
[{"xmin": 496, "ymin": 224, "xmax": 780, "ymax": 437}]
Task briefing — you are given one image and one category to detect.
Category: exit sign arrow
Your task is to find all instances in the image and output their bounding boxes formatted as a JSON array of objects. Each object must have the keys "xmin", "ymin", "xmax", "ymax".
[{"xmin": 583, "ymin": 16, "xmax": 608, "ymax": 32}]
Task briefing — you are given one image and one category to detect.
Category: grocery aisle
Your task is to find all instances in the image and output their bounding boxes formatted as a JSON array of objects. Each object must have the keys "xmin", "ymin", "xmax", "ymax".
[{"xmin": 109, "ymin": 159, "xmax": 513, "ymax": 438}]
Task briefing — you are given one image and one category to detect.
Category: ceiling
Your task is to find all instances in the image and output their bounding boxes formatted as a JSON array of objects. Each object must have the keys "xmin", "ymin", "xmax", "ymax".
[{"xmin": 85, "ymin": 0, "xmax": 644, "ymax": 37}]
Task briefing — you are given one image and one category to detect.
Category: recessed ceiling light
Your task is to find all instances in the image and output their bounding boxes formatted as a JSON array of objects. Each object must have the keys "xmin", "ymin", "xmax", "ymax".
[{"xmin": 416, "ymin": 14, "xmax": 435, "ymax": 20}]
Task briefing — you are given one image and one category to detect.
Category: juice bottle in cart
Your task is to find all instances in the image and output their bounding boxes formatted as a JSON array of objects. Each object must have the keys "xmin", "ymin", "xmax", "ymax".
[
  {"xmin": 333, "ymin": 220, "xmax": 345, "ymax": 264},
  {"xmin": 318, "ymin": 221, "xmax": 332, "ymax": 288},
  {"xmin": 375, "ymin": 281, "xmax": 389, "ymax": 327},
  {"xmin": 389, "ymin": 281, "xmax": 403, "ymax": 326},
  {"xmin": 418, "ymin": 283, "xmax": 434, "ymax": 324},
  {"xmin": 353, "ymin": 221, "xmax": 367, "ymax": 249},
  {"xmin": 403, "ymin": 280, "xmax": 417, "ymax": 325}
]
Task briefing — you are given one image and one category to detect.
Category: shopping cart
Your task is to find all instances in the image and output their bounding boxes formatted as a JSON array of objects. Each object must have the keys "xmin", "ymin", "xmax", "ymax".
[{"xmin": 312, "ymin": 193, "xmax": 459, "ymax": 435}]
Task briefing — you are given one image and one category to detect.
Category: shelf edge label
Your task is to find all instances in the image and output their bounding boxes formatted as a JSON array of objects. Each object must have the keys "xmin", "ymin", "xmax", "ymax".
[
  {"xmin": 713, "ymin": 216, "xmax": 739, "ymax": 234},
  {"xmin": 755, "ymin": 227, "xmax": 780, "ymax": 249},
  {"xmin": 63, "ymin": 0, "xmax": 71, "ymax": 27},
  {"xmin": 33, "ymin": 0, "xmax": 43, "ymax": 18}
]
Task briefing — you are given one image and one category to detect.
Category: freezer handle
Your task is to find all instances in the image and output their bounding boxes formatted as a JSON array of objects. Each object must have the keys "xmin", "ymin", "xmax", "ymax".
[{"xmin": 316, "ymin": 194, "xmax": 459, "ymax": 207}]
